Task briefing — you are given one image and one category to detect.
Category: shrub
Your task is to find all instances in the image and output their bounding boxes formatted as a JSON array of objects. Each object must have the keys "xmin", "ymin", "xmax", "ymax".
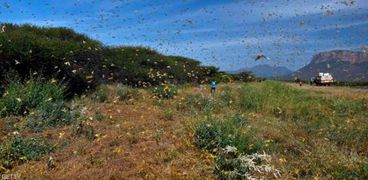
[
  {"xmin": 93, "ymin": 86, "xmax": 108, "ymax": 103},
  {"xmin": 195, "ymin": 115, "xmax": 262, "ymax": 154},
  {"xmin": 0, "ymin": 78, "xmax": 64, "ymax": 117},
  {"xmin": 116, "ymin": 84, "xmax": 140, "ymax": 102},
  {"xmin": 0, "ymin": 135, "xmax": 54, "ymax": 171},
  {"xmin": 0, "ymin": 24, "xmax": 111, "ymax": 95},
  {"xmin": 152, "ymin": 85, "xmax": 177, "ymax": 99},
  {"xmin": 26, "ymin": 101, "xmax": 74, "ymax": 132}
]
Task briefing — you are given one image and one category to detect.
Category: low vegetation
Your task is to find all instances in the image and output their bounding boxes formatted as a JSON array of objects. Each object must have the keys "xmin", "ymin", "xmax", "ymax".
[
  {"xmin": 0, "ymin": 135, "xmax": 54, "ymax": 173},
  {"xmin": 152, "ymin": 85, "xmax": 178, "ymax": 99}
]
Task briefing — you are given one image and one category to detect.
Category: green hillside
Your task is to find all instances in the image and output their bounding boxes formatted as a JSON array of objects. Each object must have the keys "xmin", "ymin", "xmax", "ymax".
[{"xmin": 0, "ymin": 23, "xmax": 219, "ymax": 95}]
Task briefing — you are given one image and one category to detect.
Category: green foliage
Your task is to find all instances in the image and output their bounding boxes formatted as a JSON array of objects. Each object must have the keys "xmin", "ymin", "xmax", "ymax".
[
  {"xmin": 152, "ymin": 85, "xmax": 177, "ymax": 99},
  {"xmin": 0, "ymin": 78, "xmax": 76, "ymax": 131},
  {"xmin": 0, "ymin": 23, "xmax": 220, "ymax": 95},
  {"xmin": 104, "ymin": 47, "xmax": 219, "ymax": 87},
  {"xmin": 195, "ymin": 115, "xmax": 262, "ymax": 154},
  {"xmin": 0, "ymin": 78, "xmax": 64, "ymax": 117},
  {"xmin": 0, "ymin": 23, "xmax": 109, "ymax": 95},
  {"xmin": 0, "ymin": 135, "xmax": 53, "ymax": 171},
  {"xmin": 26, "ymin": 101, "xmax": 74, "ymax": 132}
]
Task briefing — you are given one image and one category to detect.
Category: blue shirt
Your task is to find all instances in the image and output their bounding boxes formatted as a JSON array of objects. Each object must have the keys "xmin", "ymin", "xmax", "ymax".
[{"xmin": 211, "ymin": 81, "xmax": 217, "ymax": 88}]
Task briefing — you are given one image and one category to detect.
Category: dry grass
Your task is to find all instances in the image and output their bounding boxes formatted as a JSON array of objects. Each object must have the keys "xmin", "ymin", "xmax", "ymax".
[
  {"xmin": 1, "ymin": 82, "xmax": 367, "ymax": 179},
  {"xmin": 8, "ymin": 87, "xmax": 215, "ymax": 179}
]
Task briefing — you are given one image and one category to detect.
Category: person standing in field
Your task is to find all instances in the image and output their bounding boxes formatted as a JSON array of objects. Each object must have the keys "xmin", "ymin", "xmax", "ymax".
[{"xmin": 210, "ymin": 79, "xmax": 217, "ymax": 93}]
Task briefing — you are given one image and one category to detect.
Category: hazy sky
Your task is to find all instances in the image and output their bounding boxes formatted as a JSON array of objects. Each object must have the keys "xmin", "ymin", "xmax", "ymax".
[{"xmin": 1, "ymin": 0, "xmax": 367, "ymax": 71}]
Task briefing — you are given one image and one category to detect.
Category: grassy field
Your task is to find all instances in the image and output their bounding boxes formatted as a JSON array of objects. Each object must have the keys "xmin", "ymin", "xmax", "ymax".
[{"xmin": 0, "ymin": 81, "xmax": 367, "ymax": 179}]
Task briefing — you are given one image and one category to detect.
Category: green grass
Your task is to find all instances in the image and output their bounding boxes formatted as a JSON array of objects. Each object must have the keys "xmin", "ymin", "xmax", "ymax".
[
  {"xmin": 238, "ymin": 81, "xmax": 368, "ymax": 151},
  {"xmin": 195, "ymin": 114, "xmax": 262, "ymax": 154},
  {"xmin": 192, "ymin": 81, "xmax": 368, "ymax": 179}
]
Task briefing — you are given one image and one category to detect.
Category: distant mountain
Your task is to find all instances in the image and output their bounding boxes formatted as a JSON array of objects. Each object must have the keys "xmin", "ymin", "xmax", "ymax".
[
  {"xmin": 292, "ymin": 50, "xmax": 368, "ymax": 82},
  {"xmin": 230, "ymin": 64, "xmax": 293, "ymax": 78}
]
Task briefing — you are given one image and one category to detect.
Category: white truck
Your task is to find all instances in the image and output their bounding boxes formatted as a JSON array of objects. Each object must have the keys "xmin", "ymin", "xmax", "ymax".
[{"xmin": 310, "ymin": 72, "xmax": 334, "ymax": 86}]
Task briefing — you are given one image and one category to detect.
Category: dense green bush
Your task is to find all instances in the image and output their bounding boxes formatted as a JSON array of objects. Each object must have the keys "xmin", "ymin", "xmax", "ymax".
[
  {"xmin": 0, "ymin": 135, "xmax": 54, "ymax": 171},
  {"xmin": 0, "ymin": 24, "xmax": 112, "ymax": 95},
  {"xmin": 0, "ymin": 78, "xmax": 64, "ymax": 117},
  {"xmin": 195, "ymin": 115, "xmax": 262, "ymax": 154},
  {"xmin": 0, "ymin": 78, "xmax": 77, "ymax": 131},
  {"xmin": 104, "ymin": 47, "xmax": 219, "ymax": 87}
]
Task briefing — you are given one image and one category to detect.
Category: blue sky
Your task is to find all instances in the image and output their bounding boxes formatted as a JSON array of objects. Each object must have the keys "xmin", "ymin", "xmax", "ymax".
[{"xmin": 1, "ymin": 0, "xmax": 367, "ymax": 71}]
